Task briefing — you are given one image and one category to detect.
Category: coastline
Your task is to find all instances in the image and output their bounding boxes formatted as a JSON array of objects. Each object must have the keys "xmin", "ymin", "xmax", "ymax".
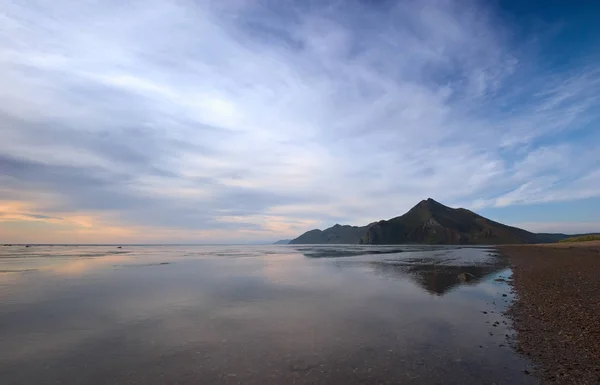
[{"xmin": 500, "ymin": 242, "xmax": 600, "ymax": 384}]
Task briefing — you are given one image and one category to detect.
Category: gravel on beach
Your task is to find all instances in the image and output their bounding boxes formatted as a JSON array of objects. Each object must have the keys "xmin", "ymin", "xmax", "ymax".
[{"xmin": 501, "ymin": 242, "xmax": 600, "ymax": 385}]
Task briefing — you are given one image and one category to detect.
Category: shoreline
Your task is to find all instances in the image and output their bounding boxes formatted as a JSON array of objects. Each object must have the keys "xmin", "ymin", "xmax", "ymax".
[{"xmin": 500, "ymin": 242, "xmax": 600, "ymax": 384}]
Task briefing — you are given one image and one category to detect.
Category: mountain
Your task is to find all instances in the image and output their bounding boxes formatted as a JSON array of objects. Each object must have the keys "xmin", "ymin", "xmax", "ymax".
[
  {"xmin": 289, "ymin": 224, "xmax": 371, "ymax": 244},
  {"xmin": 289, "ymin": 198, "xmax": 575, "ymax": 245},
  {"xmin": 273, "ymin": 239, "xmax": 291, "ymax": 245},
  {"xmin": 360, "ymin": 198, "xmax": 538, "ymax": 244}
]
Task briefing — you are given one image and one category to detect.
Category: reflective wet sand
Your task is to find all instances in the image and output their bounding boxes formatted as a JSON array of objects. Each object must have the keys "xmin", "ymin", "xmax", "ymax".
[{"xmin": 0, "ymin": 245, "xmax": 536, "ymax": 384}]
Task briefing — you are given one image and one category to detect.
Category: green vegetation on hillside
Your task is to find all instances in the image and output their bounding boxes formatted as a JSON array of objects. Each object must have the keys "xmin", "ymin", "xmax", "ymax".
[{"xmin": 558, "ymin": 234, "xmax": 600, "ymax": 243}]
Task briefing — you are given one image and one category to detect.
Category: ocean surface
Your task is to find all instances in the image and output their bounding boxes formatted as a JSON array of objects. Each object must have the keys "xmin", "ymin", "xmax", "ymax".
[{"xmin": 0, "ymin": 245, "xmax": 536, "ymax": 385}]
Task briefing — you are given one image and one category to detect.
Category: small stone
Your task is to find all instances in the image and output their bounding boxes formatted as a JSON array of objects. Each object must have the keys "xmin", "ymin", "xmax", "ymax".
[{"xmin": 458, "ymin": 272, "xmax": 476, "ymax": 282}]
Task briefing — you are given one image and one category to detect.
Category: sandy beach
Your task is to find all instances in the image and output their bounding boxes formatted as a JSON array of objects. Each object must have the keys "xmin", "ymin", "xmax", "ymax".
[{"xmin": 501, "ymin": 242, "xmax": 600, "ymax": 384}]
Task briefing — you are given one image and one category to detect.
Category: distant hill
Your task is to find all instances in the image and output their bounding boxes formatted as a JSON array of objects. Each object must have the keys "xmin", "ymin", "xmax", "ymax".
[
  {"xmin": 289, "ymin": 224, "xmax": 371, "ymax": 244},
  {"xmin": 558, "ymin": 234, "xmax": 600, "ymax": 243},
  {"xmin": 289, "ymin": 198, "xmax": 579, "ymax": 245},
  {"xmin": 273, "ymin": 239, "xmax": 292, "ymax": 245}
]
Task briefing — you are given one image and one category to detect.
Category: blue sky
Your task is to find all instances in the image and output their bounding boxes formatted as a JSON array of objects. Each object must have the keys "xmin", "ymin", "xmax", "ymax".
[{"xmin": 1, "ymin": 0, "xmax": 599, "ymax": 243}]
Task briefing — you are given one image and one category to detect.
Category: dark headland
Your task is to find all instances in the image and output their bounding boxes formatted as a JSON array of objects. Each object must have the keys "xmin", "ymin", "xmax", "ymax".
[{"xmin": 289, "ymin": 198, "xmax": 580, "ymax": 245}]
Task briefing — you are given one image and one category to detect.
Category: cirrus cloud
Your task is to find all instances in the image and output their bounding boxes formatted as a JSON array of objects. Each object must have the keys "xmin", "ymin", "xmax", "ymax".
[{"xmin": 1, "ymin": 0, "xmax": 599, "ymax": 242}]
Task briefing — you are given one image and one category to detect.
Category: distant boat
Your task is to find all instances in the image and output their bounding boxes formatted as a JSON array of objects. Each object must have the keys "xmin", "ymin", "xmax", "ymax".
[{"xmin": 117, "ymin": 246, "xmax": 122, "ymax": 249}]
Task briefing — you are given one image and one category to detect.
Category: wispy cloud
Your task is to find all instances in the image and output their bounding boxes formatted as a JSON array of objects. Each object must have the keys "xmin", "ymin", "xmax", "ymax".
[{"xmin": 1, "ymin": 0, "xmax": 599, "ymax": 242}]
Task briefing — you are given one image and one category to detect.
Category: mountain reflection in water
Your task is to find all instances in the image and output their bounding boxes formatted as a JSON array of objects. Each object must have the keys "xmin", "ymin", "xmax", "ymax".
[{"xmin": 297, "ymin": 245, "xmax": 506, "ymax": 295}]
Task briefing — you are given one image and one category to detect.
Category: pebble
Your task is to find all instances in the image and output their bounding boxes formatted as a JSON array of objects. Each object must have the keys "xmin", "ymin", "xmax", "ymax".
[{"xmin": 502, "ymin": 244, "xmax": 600, "ymax": 385}]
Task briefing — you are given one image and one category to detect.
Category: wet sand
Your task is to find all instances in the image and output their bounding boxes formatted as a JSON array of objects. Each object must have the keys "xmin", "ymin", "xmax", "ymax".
[{"xmin": 501, "ymin": 242, "xmax": 600, "ymax": 384}]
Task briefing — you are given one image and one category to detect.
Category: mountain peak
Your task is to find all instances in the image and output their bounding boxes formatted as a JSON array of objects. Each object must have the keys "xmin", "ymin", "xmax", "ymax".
[
  {"xmin": 425, "ymin": 197, "xmax": 445, "ymax": 205},
  {"xmin": 412, "ymin": 197, "xmax": 445, "ymax": 212},
  {"xmin": 289, "ymin": 198, "xmax": 570, "ymax": 245}
]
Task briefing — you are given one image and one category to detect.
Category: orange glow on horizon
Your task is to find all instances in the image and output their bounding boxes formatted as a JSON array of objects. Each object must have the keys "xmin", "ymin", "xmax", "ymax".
[{"xmin": 0, "ymin": 199, "xmax": 309, "ymax": 244}]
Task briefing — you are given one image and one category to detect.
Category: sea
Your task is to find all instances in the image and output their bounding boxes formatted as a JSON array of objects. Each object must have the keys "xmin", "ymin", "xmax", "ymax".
[{"xmin": 0, "ymin": 244, "xmax": 536, "ymax": 384}]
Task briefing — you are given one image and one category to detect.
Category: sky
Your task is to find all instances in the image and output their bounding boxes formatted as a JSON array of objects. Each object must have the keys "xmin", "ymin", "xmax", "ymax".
[{"xmin": 1, "ymin": 0, "xmax": 599, "ymax": 244}]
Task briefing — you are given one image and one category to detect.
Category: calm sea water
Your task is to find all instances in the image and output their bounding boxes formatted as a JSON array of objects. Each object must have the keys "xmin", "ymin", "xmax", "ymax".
[{"xmin": 0, "ymin": 245, "xmax": 535, "ymax": 385}]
